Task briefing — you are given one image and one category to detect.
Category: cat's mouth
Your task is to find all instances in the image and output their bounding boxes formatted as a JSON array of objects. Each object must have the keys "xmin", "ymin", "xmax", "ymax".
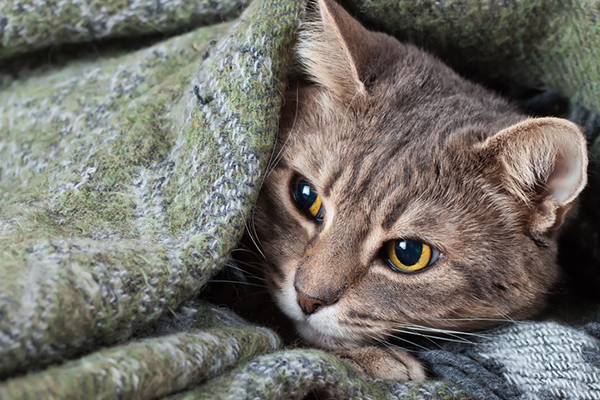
[{"xmin": 273, "ymin": 281, "xmax": 371, "ymax": 350}]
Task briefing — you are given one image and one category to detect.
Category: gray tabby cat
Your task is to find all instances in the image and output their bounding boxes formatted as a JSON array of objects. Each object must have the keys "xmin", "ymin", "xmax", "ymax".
[{"xmin": 252, "ymin": 0, "xmax": 588, "ymax": 380}]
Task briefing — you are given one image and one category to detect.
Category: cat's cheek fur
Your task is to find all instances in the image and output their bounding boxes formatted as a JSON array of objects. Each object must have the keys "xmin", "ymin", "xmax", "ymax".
[{"xmin": 272, "ymin": 267, "xmax": 305, "ymax": 321}]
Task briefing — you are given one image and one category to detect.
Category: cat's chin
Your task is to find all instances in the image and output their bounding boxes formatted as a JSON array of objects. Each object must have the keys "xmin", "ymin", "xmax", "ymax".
[{"xmin": 295, "ymin": 321, "xmax": 368, "ymax": 350}]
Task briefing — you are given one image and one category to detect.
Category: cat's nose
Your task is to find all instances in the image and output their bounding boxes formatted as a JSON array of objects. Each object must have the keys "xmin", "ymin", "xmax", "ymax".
[{"xmin": 296, "ymin": 289, "xmax": 327, "ymax": 315}]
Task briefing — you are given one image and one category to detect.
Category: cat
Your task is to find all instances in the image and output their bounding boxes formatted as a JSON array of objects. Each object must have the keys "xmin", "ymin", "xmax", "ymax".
[{"xmin": 251, "ymin": 0, "xmax": 588, "ymax": 380}]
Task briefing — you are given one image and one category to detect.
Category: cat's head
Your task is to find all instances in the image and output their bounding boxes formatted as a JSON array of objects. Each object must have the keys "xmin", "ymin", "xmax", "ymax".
[{"xmin": 254, "ymin": 0, "xmax": 588, "ymax": 350}]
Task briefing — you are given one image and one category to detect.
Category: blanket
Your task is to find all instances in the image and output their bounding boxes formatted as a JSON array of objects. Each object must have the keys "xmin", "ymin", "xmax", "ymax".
[{"xmin": 1, "ymin": 0, "xmax": 600, "ymax": 398}]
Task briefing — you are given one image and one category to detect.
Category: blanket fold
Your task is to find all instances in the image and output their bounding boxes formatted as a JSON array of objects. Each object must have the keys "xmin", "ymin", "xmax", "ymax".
[
  {"xmin": 0, "ymin": 0, "xmax": 250, "ymax": 59},
  {"xmin": 0, "ymin": 301, "xmax": 280, "ymax": 400},
  {"xmin": 1, "ymin": 0, "xmax": 600, "ymax": 399}
]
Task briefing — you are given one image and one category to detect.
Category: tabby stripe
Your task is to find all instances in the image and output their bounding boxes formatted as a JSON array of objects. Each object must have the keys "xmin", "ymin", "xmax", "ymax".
[
  {"xmin": 356, "ymin": 154, "xmax": 389, "ymax": 196},
  {"xmin": 381, "ymin": 189, "xmax": 410, "ymax": 230},
  {"xmin": 323, "ymin": 166, "xmax": 343, "ymax": 197},
  {"xmin": 451, "ymin": 262, "xmax": 487, "ymax": 299}
]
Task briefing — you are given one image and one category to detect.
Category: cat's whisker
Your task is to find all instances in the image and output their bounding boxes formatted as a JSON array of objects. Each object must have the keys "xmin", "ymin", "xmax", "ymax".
[
  {"xmin": 440, "ymin": 310, "xmax": 515, "ymax": 326},
  {"xmin": 361, "ymin": 325, "xmax": 441, "ymax": 350},
  {"xmin": 241, "ymin": 195, "xmax": 270, "ymax": 261},
  {"xmin": 264, "ymin": 84, "xmax": 299, "ymax": 180},
  {"xmin": 230, "ymin": 248, "xmax": 266, "ymax": 261},
  {"xmin": 228, "ymin": 260, "xmax": 266, "ymax": 271},
  {"xmin": 223, "ymin": 263, "xmax": 268, "ymax": 282},
  {"xmin": 264, "ymin": 139, "xmax": 289, "ymax": 179},
  {"xmin": 401, "ymin": 322, "xmax": 477, "ymax": 335},
  {"xmin": 400, "ymin": 323, "xmax": 491, "ymax": 340},
  {"xmin": 207, "ymin": 280, "xmax": 269, "ymax": 289},
  {"xmin": 383, "ymin": 328, "xmax": 446, "ymax": 349},
  {"xmin": 436, "ymin": 317, "xmax": 511, "ymax": 323},
  {"xmin": 235, "ymin": 290, "xmax": 274, "ymax": 297},
  {"xmin": 497, "ymin": 311, "xmax": 517, "ymax": 324},
  {"xmin": 388, "ymin": 334, "xmax": 445, "ymax": 350},
  {"xmin": 243, "ymin": 216, "xmax": 267, "ymax": 260},
  {"xmin": 226, "ymin": 256, "xmax": 264, "ymax": 267},
  {"xmin": 224, "ymin": 257, "xmax": 263, "ymax": 272},
  {"xmin": 372, "ymin": 334, "xmax": 431, "ymax": 352},
  {"xmin": 386, "ymin": 327, "xmax": 477, "ymax": 346}
]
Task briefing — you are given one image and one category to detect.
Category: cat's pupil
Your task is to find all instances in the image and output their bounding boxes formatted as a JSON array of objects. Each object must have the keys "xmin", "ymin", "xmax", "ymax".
[
  {"xmin": 395, "ymin": 240, "xmax": 423, "ymax": 266},
  {"xmin": 292, "ymin": 177, "xmax": 324, "ymax": 221},
  {"xmin": 295, "ymin": 179, "xmax": 317, "ymax": 208}
]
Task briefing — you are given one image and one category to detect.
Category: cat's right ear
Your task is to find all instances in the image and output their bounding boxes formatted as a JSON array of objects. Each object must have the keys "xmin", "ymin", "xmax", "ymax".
[
  {"xmin": 479, "ymin": 117, "xmax": 588, "ymax": 233},
  {"xmin": 296, "ymin": 0, "xmax": 380, "ymax": 102}
]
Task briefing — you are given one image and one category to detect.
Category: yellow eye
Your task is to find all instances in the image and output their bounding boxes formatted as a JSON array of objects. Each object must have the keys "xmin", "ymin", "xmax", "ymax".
[
  {"xmin": 292, "ymin": 177, "xmax": 325, "ymax": 221},
  {"xmin": 384, "ymin": 239, "xmax": 438, "ymax": 273}
]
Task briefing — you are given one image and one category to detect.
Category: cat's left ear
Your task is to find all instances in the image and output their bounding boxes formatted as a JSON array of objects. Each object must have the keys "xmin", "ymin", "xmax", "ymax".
[{"xmin": 479, "ymin": 117, "xmax": 588, "ymax": 233}]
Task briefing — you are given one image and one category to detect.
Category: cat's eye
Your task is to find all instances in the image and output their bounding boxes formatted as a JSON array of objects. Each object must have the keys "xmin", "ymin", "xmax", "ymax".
[
  {"xmin": 291, "ymin": 177, "xmax": 325, "ymax": 222},
  {"xmin": 384, "ymin": 239, "xmax": 439, "ymax": 273}
]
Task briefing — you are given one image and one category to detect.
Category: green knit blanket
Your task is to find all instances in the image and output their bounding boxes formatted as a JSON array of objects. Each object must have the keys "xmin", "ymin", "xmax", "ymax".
[{"xmin": 1, "ymin": 0, "xmax": 600, "ymax": 399}]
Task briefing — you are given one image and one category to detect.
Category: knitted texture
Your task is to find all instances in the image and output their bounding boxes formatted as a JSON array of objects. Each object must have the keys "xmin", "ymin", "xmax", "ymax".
[
  {"xmin": 0, "ymin": 0, "xmax": 301, "ymax": 380},
  {"xmin": 422, "ymin": 320, "xmax": 600, "ymax": 400},
  {"xmin": 0, "ymin": 0, "xmax": 250, "ymax": 59},
  {"xmin": 1, "ymin": 0, "xmax": 600, "ymax": 399},
  {"xmin": 168, "ymin": 350, "xmax": 463, "ymax": 400},
  {"xmin": 0, "ymin": 301, "xmax": 281, "ymax": 400},
  {"xmin": 346, "ymin": 0, "xmax": 600, "ymax": 115}
]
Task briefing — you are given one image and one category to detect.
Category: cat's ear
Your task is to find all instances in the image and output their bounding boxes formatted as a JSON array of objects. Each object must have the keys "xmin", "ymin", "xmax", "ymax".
[
  {"xmin": 296, "ymin": 0, "xmax": 379, "ymax": 101},
  {"xmin": 480, "ymin": 117, "xmax": 588, "ymax": 233}
]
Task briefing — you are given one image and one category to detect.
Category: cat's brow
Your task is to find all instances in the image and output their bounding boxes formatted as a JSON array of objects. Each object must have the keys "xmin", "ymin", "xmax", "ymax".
[
  {"xmin": 323, "ymin": 166, "xmax": 343, "ymax": 197},
  {"xmin": 382, "ymin": 200, "xmax": 409, "ymax": 230}
]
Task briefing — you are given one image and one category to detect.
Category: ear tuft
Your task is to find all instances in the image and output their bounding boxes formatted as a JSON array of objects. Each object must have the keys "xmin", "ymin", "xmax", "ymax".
[
  {"xmin": 481, "ymin": 117, "xmax": 588, "ymax": 232},
  {"xmin": 296, "ymin": 0, "xmax": 378, "ymax": 102}
]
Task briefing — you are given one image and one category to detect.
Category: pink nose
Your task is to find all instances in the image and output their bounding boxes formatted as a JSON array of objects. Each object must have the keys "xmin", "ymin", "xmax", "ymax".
[{"xmin": 296, "ymin": 289, "xmax": 327, "ymax": 315}]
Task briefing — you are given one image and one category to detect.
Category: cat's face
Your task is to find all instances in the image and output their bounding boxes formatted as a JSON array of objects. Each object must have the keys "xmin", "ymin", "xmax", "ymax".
[{"xmin": 253, "ymin": 0, "xmax": 587, "ymax": 351}]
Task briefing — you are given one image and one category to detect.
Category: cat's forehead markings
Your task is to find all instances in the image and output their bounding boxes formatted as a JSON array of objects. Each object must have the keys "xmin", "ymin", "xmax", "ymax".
[
  {"xmin": 272, "ymin": 157, "xmax": 288, "ymax": 171},
  {"xmin": 323, "ymin": 166, "xmax": 344, "ymax": 197},
  {"xmin": 381, "ymin": 196, "xmax": 410, "ymax": 231},
  {"xmin": 380, "ymin": 198, "xmax": 435, "ymax": 235}
]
